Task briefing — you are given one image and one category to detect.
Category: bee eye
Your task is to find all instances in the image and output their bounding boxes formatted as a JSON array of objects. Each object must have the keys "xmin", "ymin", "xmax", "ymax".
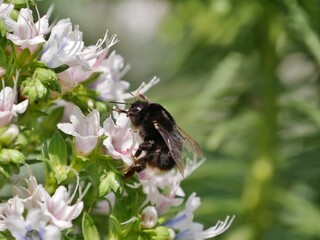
[{"xmin": 130, "ymin": 106, "xmax": 142, "ymax": 114}]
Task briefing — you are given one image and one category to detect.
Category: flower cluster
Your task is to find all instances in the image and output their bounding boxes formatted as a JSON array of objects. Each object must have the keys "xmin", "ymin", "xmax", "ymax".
[
  {"xmin": 0, "ymin": 168, "xmax": 84, "ymax": 239},
  {"xmin": 0, "ymin": 1, "xmax": 234, "ymax": 239}
]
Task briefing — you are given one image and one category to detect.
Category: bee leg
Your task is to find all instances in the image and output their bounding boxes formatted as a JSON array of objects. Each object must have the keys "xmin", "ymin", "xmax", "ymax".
[
  {"xmin": 124, "ymin": 159, "xmax": 147, "ymax": 178},
  {"xmin": 133, "ymin": 140, "xmax": 155, "ymax": 158},
  {"xmin": 124, "ymin": 140, "xmax": 155, "ymax": 178}
]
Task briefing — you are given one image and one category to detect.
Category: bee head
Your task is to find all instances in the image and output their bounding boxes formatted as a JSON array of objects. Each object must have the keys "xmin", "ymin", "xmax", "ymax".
[{"xmin": 128, "ymin": 100, "xmax": 149, "ymax": 126}]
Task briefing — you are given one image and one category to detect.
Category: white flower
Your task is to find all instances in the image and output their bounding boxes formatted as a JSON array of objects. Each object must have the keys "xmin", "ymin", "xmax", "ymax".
[
  {"xmin": 103, "ymin": 112, "xmax": 139, "ymax": 166},
  {"xmin": 5, "ymin": 208, "xmax": 61, "ymax": 240},
  {"xmin": 0, "ymin": 197, "xmax": 24, "ymax": 231},
  {"xmin": 40, "ymin": 18, "xmax": 84, "ymax": 68},
  {"xmin": 56, "ymin": 65, "xmax": 93, "ymax": 93},
  {"xmin": 12, "ymin": 167, "xmax": 85, "ymax": 231},
  {"xmin": 41, "ymin": 19, "xmax": 117, "ymax": 69},
  {"xmin": 120, "ymin": 76, "xmax": 160, "ymax": 100},
  {"xmin": 139, "ymin": 158, "xmax": 205, "ymax": 215},
  {"xmin": 54, "ymin": 100, "xmax": 76, "ymax": 123},
  {"xmin": 0, "ymin": 86, "xmax": 28, "ymax": 127},
  {"xmin": 54, "ymin": 33, "xmax": 118, "ymax": 93},
  {"xmin": 141, "ymin": 206, "xmax": 158, "ymax": 229},
  {"xmin": 5, "ymin": 8, "xmax": 49, "ymax": 52},
  {"xmin": 92, "ymin": 50, "xmax": 160, "ymax": 101},
  {"xmin": 40, "ymin": 186, "xmax": 84, "ymax": 229},
  {"xmin": 163, "ymin": 193, "xmax": 235, "ymax": 240},
  {"xmin": 76, "ymin": 32, "xmax": 119, "ymax": 69},
  {"xmin": 57, "ymin": 106, "xmax": 103, "ymax": 156},
  {"xmin": 92, "ymin": 51, "xmax": 130, "ymax": 101},
  {"xmin": 0, "ymin": 1, "xmax": 13, "ymax": 20},
  {"xmin": 13, "ymin": 174, "xmax": 49, "ymax": 210},
  {"xmin": 140, "ymin": 174, "xmax": 184, "ymax": 216}
]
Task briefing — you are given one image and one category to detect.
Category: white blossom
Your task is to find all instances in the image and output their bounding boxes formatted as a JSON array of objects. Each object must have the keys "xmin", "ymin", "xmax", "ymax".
[
  {"xmin": 119, "ymin": 76, "xmax": 160, "ymax": 100},
  {"xmin": 139, "ymin": 158, "xmax": 205, "ymax": 215},
  {"xmin": 76, "ymin": 32, "xmax": 119, "ymax": 69},
  {"xmin": 41, "ymin": 19, "xmax": 118, "ymax": 69},
  {"xmin": 0, "ymin": 86, "xmax": 28, "ymax": 127},
  {"xmin": 5, "ymin": 8, "xmax": 49, "ymax": 52},
  {"xmin": 92, "ymin": 52, "xmax": 160, "ymax": 101},
  {"xmin": 0, "ymin": 1, "xmax": 13, "ymax": 20},
  {"xmin": 56, "ymin": 65, "xmax": 93, "ymax": 93},
  {"xmin": 40, "ymin": 186, "xmax": 84, "ymax": 229},
  {"xmin": 5, "ymin": 208, "xmax": 61, "ymax": 240},
  {"xmin": 163, "ymin": 193, "xmax": 235, "ymax": 240},
  {"xmin": 40, "ymin": 18, "xmax": 84, "ymax": 68},
  {"xmin": 103, "ymin": 111, "xmax": 139, "ymax": 167},
  {"xmin": 57, "ymin": 106, "xmax": 103, "ymax": 156},
  {"xmin": 55, "ymin": 33, "xmax": 119, "ymax": 93},
  {"xmin": 10, "ymin": 168, "xmax": 85, "ymax": 232},
  {"xmin": 0, "ymin": 197, "xmax": 24, "ymax": 231},
  {"xmin": 13, "ymin": 174, "xmax": 49, "ymax": 210},
  {"xmin": 92, "ymin": 51, "xmax": 130, "ymax": 101}
]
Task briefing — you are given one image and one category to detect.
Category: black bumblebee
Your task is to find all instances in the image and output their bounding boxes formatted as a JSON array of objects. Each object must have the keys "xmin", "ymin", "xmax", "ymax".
[{"xmin": 117, "ymin": 95, "xmax": 203, "ymax": 178}]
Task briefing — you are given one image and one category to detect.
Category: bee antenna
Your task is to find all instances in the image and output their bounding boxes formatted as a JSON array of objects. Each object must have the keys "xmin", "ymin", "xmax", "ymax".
[
  {"xmin": 124, "ymin": 89, "xmax": 135, "ymax": 98},
  {"xmin": 109, "ymin": 101, "xmax": 130, "ymax": 105},
  {"xmin": 112, "ymin": 108, "xmax": 128, "ymax": 114}
]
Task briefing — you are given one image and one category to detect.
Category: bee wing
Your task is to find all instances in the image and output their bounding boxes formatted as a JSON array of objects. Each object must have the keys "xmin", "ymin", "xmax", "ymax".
[
  {"xmin": 153, "ymin": 121, "xmax": 185, "ymax": 175},
  {"xmin": 176, "ymin": 126, "xmax": 203, "ymax": 158}
]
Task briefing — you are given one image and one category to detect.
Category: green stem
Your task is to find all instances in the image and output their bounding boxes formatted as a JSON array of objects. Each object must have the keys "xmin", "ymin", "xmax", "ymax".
[{"xmin": 241, "ymin": 9, "xmax": 279, "ymax": 240}]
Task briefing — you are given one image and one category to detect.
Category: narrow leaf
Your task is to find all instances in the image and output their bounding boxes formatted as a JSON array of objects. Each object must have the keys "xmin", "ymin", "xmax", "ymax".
[
  {"xmin": 48, "ymin": 131, "xmax": 67, "ymax": 166},
  {"xmin": 82, "ymin": 212, "xmax": 100, "ymax": 240}
]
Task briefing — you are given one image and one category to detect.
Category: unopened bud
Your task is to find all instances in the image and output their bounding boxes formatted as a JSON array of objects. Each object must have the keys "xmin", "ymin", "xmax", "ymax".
[
  {"xmin": 0, "ymin": 67, "xmax": 6, "ymax": 77},
  {"xmin": 0, "ymin": 124, "xmax": 19, "ymax": 145},
  {"xmin": 141, "ymin": 206, "xmax": 158, "ymax": 229}
]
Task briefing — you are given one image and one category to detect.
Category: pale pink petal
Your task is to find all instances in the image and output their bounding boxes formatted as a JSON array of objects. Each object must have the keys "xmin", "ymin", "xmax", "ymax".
[{"xmin": 12, "ymin": 99, "xmax": 28, "ymax": 115}]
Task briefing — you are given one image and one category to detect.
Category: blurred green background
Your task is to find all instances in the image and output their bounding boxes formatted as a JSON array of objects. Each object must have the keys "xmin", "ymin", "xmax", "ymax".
[{"xmin": 40, "ymin": 0, "xmax": 320, "ymax": 239}]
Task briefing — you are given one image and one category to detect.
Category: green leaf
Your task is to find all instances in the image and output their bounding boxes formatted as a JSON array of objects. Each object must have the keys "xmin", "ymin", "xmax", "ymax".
[
  {"xmin": 0, "ymin": 231, "xmax": 15, "ymax": 240},
  {"xmin": 99, "ymin": 173, "xmax": 111, "ymax": 196},
  {"xmin": 0, "ymin": 149, "xmax": 25, "ymax": 164},
  {"xmin": 0, "ymin": 163, "xmax": 20, "ymax": 178},
  {"xmin": 108, "ymin": 215, "xmax": 123, "ymax": 239},
  {"xmin": 16, "ymin": 48, "xmax": 31, "ymax": 67},
  {"xmin": 5, "ymin": 54, "xmax": 14, "ymax": 80},
  {"xmin": 40, "ymin": 107, "xmax": 64, "ymax": 140},
  {"xmin": 21, "ymin": 67, "xmax": 61, "ymax": 102},
  {"xmin": 99, "ymin": 171, "xmax": 123, "ymax": 196},
  {"xmin": 82, "ymin": 212, "xmax": 100, "ymax": 240},
  {"xmin": 34, "ymin": 61, "xmax": 47, "ymax": 68},
  {"xmin": 54, "ymin": 165, "xmax": 69, "ymax": 184},
  {"xmin": 22, "ymin": 76, "xmax": 48, "ymax": 103},
  {"xmin": 0, "ymin": 46, "xmax": 6, "ymax": 67},
  {"xmin": 48, "ymin": 131, "xmax": 67, "ymax": 166},
  {"xmin": 12, "ymin": 0, "xmax": 35, "ymax": 8},
  {"xmin": 48, "ymin": 131, "xmax": 69, "ymax": 183},
  {"xmin": 144, "ymin": 226, "xmax": 171, "ymax": 240},
  {"xmin": 54, "ymin": 64, "xmax": 69, "ymax": 73},
  {"xmin": 0, "ymin": 20, "xmax": 7, "ymax": 38},
  {"xmin": 34, "ymin": 67, "xmax": 61, "ymax": 92}
]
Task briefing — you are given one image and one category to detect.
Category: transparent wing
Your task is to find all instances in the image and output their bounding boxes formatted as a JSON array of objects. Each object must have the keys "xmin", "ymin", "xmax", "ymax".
[
  {"xmin": 176, "ymin": 126, "xmax": 203, "ymax": 158},
  {"xmin": 153, "ymin": 121, "xmax": 185, "ymax": 175}
]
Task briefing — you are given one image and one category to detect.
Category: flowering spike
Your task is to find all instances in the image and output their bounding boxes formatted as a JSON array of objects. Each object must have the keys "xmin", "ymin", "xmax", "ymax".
[{"xmin": 0, "ymin": 4, "xmax": 235, "ymax": 239}]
